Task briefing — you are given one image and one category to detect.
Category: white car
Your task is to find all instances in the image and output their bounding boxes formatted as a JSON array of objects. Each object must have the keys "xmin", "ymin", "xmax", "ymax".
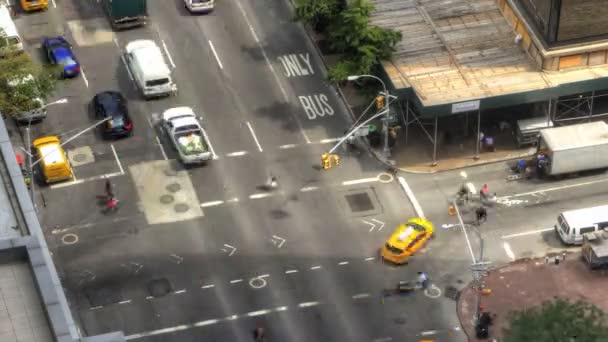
[
  {"xmin": 162, "ymin": 107, "xmax": 212, "ymax": 164},
  {"xmin": 184, "ymin": 0, "xmax": 214, "ymax": 13}
]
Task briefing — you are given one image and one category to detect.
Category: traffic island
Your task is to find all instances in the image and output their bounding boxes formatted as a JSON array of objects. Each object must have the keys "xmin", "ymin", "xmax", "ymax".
[{"xmin": 457, "ymin": 255, "xmax": 608, "ymax": 341}]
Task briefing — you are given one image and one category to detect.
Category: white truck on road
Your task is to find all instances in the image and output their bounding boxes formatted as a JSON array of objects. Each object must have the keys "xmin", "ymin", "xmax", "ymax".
[
  {"xmin": 538, "ymin": 121, "xmax": 608, "ymax": 176},
  {"xmin": 162, "ymin": 107, "xmax": 212, "ymax": 164}
]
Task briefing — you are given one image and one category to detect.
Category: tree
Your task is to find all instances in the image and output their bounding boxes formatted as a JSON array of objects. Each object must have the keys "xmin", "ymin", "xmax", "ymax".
[
  {"xmin": 293, "ymin": 0, "xmax": 345, "ymax": 33},
  {"xmin": 504, "ymin": 298, "xmax": 608, "ymax": 342},
  {"xmin": 0, "ymin": 52, "xmax": 58, "ymax": 118}
]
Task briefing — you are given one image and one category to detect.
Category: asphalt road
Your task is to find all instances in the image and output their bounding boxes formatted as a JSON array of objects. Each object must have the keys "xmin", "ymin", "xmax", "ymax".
[{"xmin": 13, "ymin": 1, "xmax": 469, "ymax": 341}]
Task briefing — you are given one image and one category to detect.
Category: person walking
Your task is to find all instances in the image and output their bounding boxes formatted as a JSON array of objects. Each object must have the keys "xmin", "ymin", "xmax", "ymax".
[
  {"xmin": 480, "ymin": 184, "xmax": 489, "ymax": 200},
  {"xmin": 104, "ymin": 179, "xmax": 114, "ymax": 199},
  {"xmin": 417, "ymin": 271, "xmax": 429, "ymax": 289},
  {"xmin": 476, "ymin": 206, "xmax": 488, "ymax": 225}
]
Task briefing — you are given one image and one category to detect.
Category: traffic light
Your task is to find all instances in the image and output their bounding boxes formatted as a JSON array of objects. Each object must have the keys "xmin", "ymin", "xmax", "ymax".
[
  {"xmin": 332, "ymin": 154, "xmax": 340, "ymax": 166},
  {"xmin": 376, "ymin": 95, "xmax": 385, "ymax": 109},
  {"xmin": 321, "ymin": 153, "xmax": 331, "ymax": 170}
]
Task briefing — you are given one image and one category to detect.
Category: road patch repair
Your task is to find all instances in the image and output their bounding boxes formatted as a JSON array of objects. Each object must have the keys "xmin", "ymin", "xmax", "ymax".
[
  {"xmin": 457, "ymin": 255, "xmax": 608, "ymax": 340},
  {"xmin": 130, "ymin": 160, "xmax": 203, "ymax": 224}
]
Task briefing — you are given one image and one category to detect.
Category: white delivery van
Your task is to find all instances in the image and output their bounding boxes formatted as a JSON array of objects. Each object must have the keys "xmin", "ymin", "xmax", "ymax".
[
  {"xmin": 8, "ymin": 74, "xmax": 47, "ymax": 123},
  {"xmin": 555, "ymin": 205, "xmax": 608, "ymax": 245},
  {"xmin": 0, "ymin": 6, "xmax": 24, "ymax": 56},
  {"xmin": 125, "ymin": 39, "xmax": 177, "ymax": 99}
]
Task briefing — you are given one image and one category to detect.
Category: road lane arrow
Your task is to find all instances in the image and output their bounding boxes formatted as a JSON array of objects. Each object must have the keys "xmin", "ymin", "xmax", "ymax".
[
  {"xmin": 270, "ymin": 235, "xmax": 286, "ymax": 248},
  {"xmin": 371, "ymin": 219, "xmax": 385, "ymax": 231},
  {"xmin": 362, "ymin": 220, "xmax": 375, "ymax": 232},
  {"xmin": 221, "ymin": 244, "xmax": 237, "ymax": 256}
]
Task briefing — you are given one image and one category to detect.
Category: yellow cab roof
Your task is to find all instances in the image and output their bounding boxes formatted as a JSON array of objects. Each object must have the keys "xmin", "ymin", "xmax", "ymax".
[
  {"xmin": 387, "ymin": 218, "xmax": 433, "ymax": 249},
  {"xmin": 33, "ymin": 136, "xmax": 65, "ymax": 165}
]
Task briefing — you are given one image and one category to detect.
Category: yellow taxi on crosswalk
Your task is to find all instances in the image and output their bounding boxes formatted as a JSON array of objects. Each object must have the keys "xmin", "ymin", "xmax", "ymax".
[{"xmin": 381, "ymin": 218, "xmax": 434, "ymax": 264}]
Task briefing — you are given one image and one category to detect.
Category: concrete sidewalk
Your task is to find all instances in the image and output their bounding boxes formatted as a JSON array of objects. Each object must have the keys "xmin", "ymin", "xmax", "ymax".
[{"xmin": 457, "ymin": 256, "xmax": 608, "ymax": 341}]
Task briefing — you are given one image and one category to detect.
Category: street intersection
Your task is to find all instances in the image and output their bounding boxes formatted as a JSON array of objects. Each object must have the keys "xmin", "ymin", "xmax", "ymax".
[{"xmin": 12, "ymin": 0, "xmax": 608, "ymax": 341}]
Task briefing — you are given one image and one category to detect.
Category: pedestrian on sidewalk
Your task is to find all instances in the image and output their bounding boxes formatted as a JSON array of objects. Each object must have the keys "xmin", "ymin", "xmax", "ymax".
[
  {"xmin": 476, "ymin": 206, "xmax": 488, "ymax": 225},
  {"xmin": 484, "ymin": 135, "xmax": 495, "ymax": 152},
  {"xmin": 536, "ymin": 154, "xmax": 547, "ymax": 178},
  {"xmin": 417, "ymin": 271, "xmax": 429, "ymax": 289},
  {"xmin": 517, "ymin": 159, "xmax": 527, "ymax": 174},
  {"xmin": 480, "ymin": 184, "xmax": 489, "ymax": 200}
]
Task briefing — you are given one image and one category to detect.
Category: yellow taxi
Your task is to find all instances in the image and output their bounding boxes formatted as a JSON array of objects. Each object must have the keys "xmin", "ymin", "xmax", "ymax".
[
  {"xmin": 21, "ymin": 0, "xmax": 48, "ymax": 12},
  {"xmin": 381, "ymin": 218, "xmax": 434, "ymax": 264},
  {"xmin": 33, "ymin": 136, "xmax": 73, "ymax": 184}
]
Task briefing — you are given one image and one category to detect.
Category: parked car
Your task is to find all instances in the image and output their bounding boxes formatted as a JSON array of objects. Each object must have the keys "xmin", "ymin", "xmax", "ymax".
[
  {"xmin": 92, "ymin": 91, "xmax": 133, "ymax": 139},
  {"xmin": 184, "ymin": 0, "xmax": 214, "ymax": 13},
  {"xmin": 32, "ymin": 135, "xmax": 73, "ymax": 184},
  {"xmin": 21, "ymin": 0, "xmax": 48, "ymax": 12},
  {"xmin": 42, "ymin": 36, "xmax": 80, "ymax": 78}
]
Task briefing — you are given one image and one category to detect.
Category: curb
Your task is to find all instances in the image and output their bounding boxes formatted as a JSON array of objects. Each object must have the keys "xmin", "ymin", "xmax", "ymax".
[
  {"xmin": 397, "ymin": 176, "xmax": 425, "ymax": 218},
  {"xmin": 396, "ymin": 151, "xmax": 536, "ymax": 174}
]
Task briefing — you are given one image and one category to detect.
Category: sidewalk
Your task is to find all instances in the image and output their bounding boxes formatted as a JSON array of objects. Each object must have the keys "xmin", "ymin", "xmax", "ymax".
[{"xmin": 457, "ymin": 256, "xmax": 608, "ymax": 341}]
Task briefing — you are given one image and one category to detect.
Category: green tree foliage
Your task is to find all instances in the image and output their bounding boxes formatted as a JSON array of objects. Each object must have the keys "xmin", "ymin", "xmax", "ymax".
[
  {"xmin": 504, "ymin": 298, "xmax": 608, "ymax": 342},
  {"xmin": 0, "ymin": 52, "xmax": 58, "ymax": 118},
  {"xmin": 294, "ymin": 0, "xmax": 401, "ymax": 83},
  {"xmin": 293, "ymin": 0, "xmax": 343, "ymax": 33}
]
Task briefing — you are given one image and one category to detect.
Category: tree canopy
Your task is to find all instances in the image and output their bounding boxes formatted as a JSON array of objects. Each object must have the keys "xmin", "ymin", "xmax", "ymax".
[
  {"xmin": 294, "ymin": 0, "xmax": 401, "ymax": 82},
  {"xmin": 504, "ymin": 298, "xmax": 608, "ymax": 342},
  {"xmin": 0, "ymin": 50, "xmax": 58, "ymax": 118}
]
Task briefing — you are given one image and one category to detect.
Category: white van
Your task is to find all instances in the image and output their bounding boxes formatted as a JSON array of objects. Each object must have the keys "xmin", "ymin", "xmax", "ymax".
[
  {"xmin": 8, "ymin": 74, "xmax": 47, "ymax": 123},
  {"xmin": 555, "ymin": 205, "xmax": 608, "ymax": 245},
  {"xmin": 124, "ymin": 39, "xmax": 177, "ymax": 99},
  {"xmin": 0, "ymin": 6, "xmax": 23, "ymax": 56}
]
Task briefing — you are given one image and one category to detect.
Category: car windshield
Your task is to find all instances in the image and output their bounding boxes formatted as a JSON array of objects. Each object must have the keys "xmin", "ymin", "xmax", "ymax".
[
  {"xmin": 110, "ymin": 116, "xmax": 125, "ymax": 128},
  {"xmin": 146, "ymin": 78, "xmax": 169, "ymax": 87},
  {"xmin": 385, "ymin": 243, "xmax": 403, "ymax": 254},
  {"xmin": 408, "ymin": 223, "xmax": 426, "ymax": 232},
  {"xmin": 57, "ymin": 54, "xmax": 77, "ymax": 67}
]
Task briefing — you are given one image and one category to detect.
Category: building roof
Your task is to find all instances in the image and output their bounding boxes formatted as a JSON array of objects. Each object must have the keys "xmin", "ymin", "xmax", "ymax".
[
  {"xmin": 371, "ymin": 0, "xmax": 608, "ymax": 108},
  {"xmin": 540, "ymin": 121, "xmax": 608, "ymax": 151}
]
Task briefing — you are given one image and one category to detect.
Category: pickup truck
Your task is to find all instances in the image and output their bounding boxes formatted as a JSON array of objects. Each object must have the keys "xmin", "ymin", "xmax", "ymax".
[
  {"xmin": 162, "ymin": 107, "xmax": 212, "ymax": 164},
  {"xmin": 582, "ymin": 230, "xmax": 608, "ymax": 269}
]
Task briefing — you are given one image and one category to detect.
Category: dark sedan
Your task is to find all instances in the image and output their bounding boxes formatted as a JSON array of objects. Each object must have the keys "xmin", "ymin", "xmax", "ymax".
[
  {"xmin": 42, "ymin": 36, "xmax": 80, "ymax": 78},
  {"xmin": 92, "ymin": 91, "xmax": 133, "ymax": 139}
]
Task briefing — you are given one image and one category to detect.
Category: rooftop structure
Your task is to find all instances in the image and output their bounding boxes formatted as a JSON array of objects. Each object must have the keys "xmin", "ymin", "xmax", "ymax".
[
  {"xmin": 0, "ymin": 118, "xmax": 125, "ymax": 342},
  {"xmin": 370, "ymin": 0, "xmax": 608, "ymax": 116}
]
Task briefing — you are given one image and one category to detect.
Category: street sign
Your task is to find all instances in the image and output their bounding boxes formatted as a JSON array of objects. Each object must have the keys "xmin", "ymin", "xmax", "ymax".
[
  {"xmin": 452, "ymin": 100, "xmax": 480, "ymax": 114},
  {"xmin": 355, "ymin": 125, "xmax": 370, "ymax": 137}
]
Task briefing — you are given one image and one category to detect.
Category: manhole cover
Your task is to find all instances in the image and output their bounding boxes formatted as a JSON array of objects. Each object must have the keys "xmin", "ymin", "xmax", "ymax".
[
  {"xmin": 160, "ymin": 194, "xmax": 174, "ymax": 204},
  {"xmin": 72, "ymin": 153, "xmax": 88, "ymax": 162},
  {"xmin": 147, "ymin": 278, "xmax": 172, "ymax": 297},
  {"xmin": 166, "ymin": 183, "xmax": 181, "ymax": 193},
  {"xmin": 445, "ymin": 286, "xmax": 460, "ymax": 300},
  {"xmin": 174, "ymin": 203, "xmax": 189, "ymax": 213},
  {"xmin": 345, "ymin": 193, "xmax": 374, "ymax": 212}
]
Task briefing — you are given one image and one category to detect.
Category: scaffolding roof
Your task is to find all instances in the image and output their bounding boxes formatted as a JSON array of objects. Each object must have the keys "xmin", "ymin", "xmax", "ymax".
[{"xmin": 371, "ymin": 0, "xmax": 608, "ymax": 108}]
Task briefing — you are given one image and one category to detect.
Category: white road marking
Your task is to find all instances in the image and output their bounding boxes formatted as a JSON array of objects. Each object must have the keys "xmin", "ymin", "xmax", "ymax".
[
  {"xmin": 51, "ymin": 0, "xmax": 57, "ymax": 8},
  {"xmin": 146, "ymin": 296, "xmax": 154, "ymax": 300},
  {"xmin": 90, "ymin": 306, "xmax": 104, "ymax": 310},
  {"xmin": 365, "ymin": 257, "xmax": 375, "ymax": 261},
  {"xmin": 246, "ymin": 121, "xmax": 263, "ymax": 152},
  {"xmin": 318, "ymin": 138, "xmax": 341, "ymax": 144},
  {"xmin": 120, "ymin": 55, "xmax": 134, "ymax": 81},
  {"xmin": 300, "ymin": 186, "xmax": 319, "ymax": 192},
  {"xmin": 174, "ymin": 289, "xmax": 187, "ymax": 294},
  {"xmin": 80, "ymin": 67, "xmax": 89, "ymax": 88},
  {"xmin": 201, "ymin": 284, "xmax": 215, "ymax": 289},
  {"xmin": 222, "ymin": 244, "xmax": 237, "ymax": 256},
  {"xmin": 257, "ymin": 274, "xmax": 270, "ymax": 278},
  {"xmin": 298, "ymin": 301, "xmax": 320, "ymax": 308},
  {"xmin": 200, "ymin": 200, "xmax": 224, "ymax": 208},
  {"xmin": 200, "ymin": 128, "xmax": 218, "ymax": 159},
  {"xmin": 275, "ymin": 306, "xmax": 288, "ymax": 312},
  {"xmin": 230, "ymin": 279, "xmax": 243, "ymax": 284},
  {"xmin": 420, "ymin": 330, "xmax": 437, "ymax": 336},
  {"xmin": 502, "ymin": 227, "xmax": 554, "ymax": 239},
  {"xmin": 398, "ymin": 176, "xmax": 425, "ymax": 218},
  {"xmin": 285, "ymin": 269, "xmax": 298, "ymax": 274},
  {"xmin": 338, "ymin": 261, "xmax": 349, "ymax": 266},
  {"xmin": 208, "ymin": 40, "xmax": 223, "ymax": 70},
  {"xmin": 271, "ymin": 235, "xmax": 286, "ymax": 248},
  {"xmin": 352, "ymin": 293, "xmax": 370, "ymax": 299},
  {"xmin": 500, "ymin": 177, "xmax": 608, "ymax": 199},
  {"xmin": 247, "ymin": 309, "xmax": 271, "ymax": 317},
  {"xmin": 110, "ymin": 144, "xmax": 125, "ymax": 174},
  {"xmin": 503, "ymin": 242, "xmax": 516, "ymax": 260},
  {"xmin": 155, "ymin": 136, "xmax": 168, "ymax": 160},
  {"xmin": 118, "ymin": 300, "xmax": 131, "ymax": 305},
  {"xmin": 145, "ymin": 114, "xmax": 154, "ymax": 128},
  {"xmin": 193, "ymin": 319, "xmax": 219, "ymax": 327},
  {"xmin": 160, "ymin": 39, "xmax": 176, "ymax": 68},
  {"xmin": 226, "ymin": 197, "xmax": 240, "ymax": 203},
  {"xmin": 279, "ymin": 144, "xmax": 297, "ymax": 149},
  {"xmin": 310, "ymin": 265, "xmax": 322, "ymax": 270},
  {"xmin": 249, "ymin": 193, "xmax": 274, "ymax": 199},
  {"xmin": 50, "ymin": 171, "xmax": 123, "ymax": 189},
  {"xmin": 226, "ymin": 151, "xmax": 248, "ymax": 157},
  {"xmin": 112, "ymin": 37, "xmax": 119, "ymax": 48},
  {"xmin": 342, "ymin": 177, "xmax": 378, "ymax": 186}
]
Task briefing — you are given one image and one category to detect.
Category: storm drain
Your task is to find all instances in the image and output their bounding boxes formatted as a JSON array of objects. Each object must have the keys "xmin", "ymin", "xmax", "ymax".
[
  {"xmin": 344, "ymin": 192, "xmax": 374, "ymax": 212},
  {"xmin": 147, "ymin": 278, "xmax": 172, "ymax": 298}
]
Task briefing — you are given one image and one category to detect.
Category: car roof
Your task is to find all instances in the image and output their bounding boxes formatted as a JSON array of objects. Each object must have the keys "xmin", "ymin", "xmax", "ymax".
[
  {"xmin": 45, "ymin": 36, "xmax": 68, "ymax": 46},
  {"xmin": 96, "ymin": 92, "xmax": 125, "ymax": 116},
  {"xmin": 387, "ymin": 220, "xmax": 431, "ymax": 249},
  {"xmin": 126, "ymin": 40, "xmax": 171, "ymax": 78},
  {"xmin": 163, "ymin": 107, "xmax": 196, "ymax": 122}
]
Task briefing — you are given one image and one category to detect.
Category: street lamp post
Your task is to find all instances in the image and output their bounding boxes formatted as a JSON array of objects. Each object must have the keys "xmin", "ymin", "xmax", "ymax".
[
  {"xmin": 347, "ymin": 75, "xmax": 392, "ymax": 158},
  {"xmin": 24, "ymin": 98, "xmax": 68, "ymax": 207}
]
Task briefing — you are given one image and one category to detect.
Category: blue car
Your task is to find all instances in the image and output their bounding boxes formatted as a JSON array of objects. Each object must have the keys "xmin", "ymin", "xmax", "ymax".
[{"xmin": 42, "ymin": 36, "xmax": 80, "ymax": 78}]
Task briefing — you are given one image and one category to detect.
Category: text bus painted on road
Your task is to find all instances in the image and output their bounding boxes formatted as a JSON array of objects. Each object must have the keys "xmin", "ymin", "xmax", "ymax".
[{"xmin": 298, "ymin": 94, "xmax": 334, "ymax": 120}]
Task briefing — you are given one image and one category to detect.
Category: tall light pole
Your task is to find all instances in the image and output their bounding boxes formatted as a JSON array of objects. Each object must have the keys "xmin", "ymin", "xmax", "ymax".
[
  {"xmin": 347, "ymin": 75, "xmax": 393, "ymax": 158},
  {"xmin": 24, "ymin": 98, "xmax": 68, "ymax": 208}
]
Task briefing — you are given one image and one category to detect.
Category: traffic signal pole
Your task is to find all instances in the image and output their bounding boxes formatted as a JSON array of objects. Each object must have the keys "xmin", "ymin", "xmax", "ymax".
[{"xmin": 328, "ymin": 108, "xmax": 389, "ymax": 154}]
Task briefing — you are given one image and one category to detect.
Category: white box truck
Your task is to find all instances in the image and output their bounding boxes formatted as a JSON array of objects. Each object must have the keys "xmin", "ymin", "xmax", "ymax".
[{"xmin": 538, "ymin": 121, "xmax": 608, "ymax": 176}]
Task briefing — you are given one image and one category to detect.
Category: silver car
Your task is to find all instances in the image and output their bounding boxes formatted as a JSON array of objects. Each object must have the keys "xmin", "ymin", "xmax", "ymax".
[{"xmin": 184, "ymin": 0, "xmax": 214, "ymax": 13}]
